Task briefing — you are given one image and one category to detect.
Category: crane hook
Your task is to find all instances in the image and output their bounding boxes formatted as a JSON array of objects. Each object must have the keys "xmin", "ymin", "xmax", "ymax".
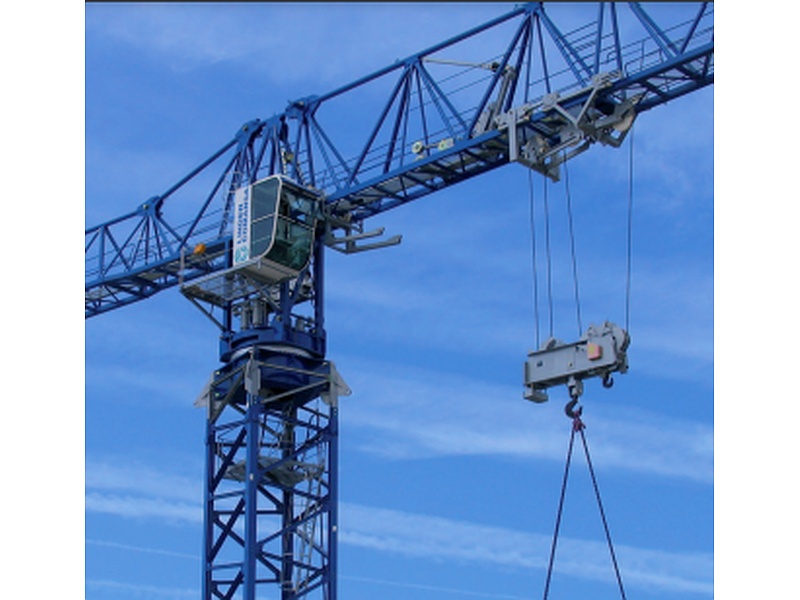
[
  {"xmin": 564, "ymin": 376, "xmax": 583, "ymax": 419},
  {"xmin": 564, "ymin": 397, "xmax": 583, "ymax": 419},
  {"xmin": 602, "ymin": 372, "xmax": 614, "ymax": 389}
]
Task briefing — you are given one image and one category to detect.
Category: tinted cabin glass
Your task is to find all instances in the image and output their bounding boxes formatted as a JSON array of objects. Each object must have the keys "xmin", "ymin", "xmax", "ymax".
[
  {"xmin": 250, "ymin": 178, "xmax": 280, "ymax": 257},
  {"xmin": 264, "ymin": 183, "xmax": 314, "ymax": 270},
  {"xmin": 247, "ymin": 177, "xmax": 316, "ymax": 275}
]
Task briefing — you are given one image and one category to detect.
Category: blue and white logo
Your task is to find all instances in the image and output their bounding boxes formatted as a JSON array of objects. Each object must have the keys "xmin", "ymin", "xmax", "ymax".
[{"xmin": 232, "ymin": 186, "xmax": 251, "ymax": 265}]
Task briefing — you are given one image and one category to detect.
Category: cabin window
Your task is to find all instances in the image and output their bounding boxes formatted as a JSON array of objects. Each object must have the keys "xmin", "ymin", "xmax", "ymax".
[{"xmin": 234, "ymin": 175, "xmax": 319, "ymax": 283}]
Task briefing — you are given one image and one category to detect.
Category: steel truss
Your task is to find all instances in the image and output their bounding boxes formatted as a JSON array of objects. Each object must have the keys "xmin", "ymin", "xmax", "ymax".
[
  {"xmin": 180, "ymin": 219, "xmax": 341, "ymax": 600},
  {"xmin": 200, "ymin": 348, "xmax": 343, "ymax": 600},
  {"xmin": 86, "ymin": 2, "xmax": 714, "ymax": 318},
  {"xmin": 85, "ymin": 3, "xmax": 714, "ymax": 600}
]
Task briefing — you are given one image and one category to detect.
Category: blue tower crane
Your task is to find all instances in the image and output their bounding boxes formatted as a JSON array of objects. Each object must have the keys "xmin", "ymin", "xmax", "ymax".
[{"xmin": 85, "ymin": 3, "xmax": 713, "ymax": 600}]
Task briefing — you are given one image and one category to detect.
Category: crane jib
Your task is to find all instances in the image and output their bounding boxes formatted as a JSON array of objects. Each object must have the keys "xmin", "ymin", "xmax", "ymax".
[
  {"xmin": 85, "ymin": 3, "xmax": 713, "ymax": 317},
  {"xmin": 85, "ymin": 4, "xmax": 713, "ymax": 600}
]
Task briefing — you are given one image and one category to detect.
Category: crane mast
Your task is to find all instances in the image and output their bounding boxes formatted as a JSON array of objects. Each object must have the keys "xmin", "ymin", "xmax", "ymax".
[{"xmin": 85, "ymin": 4, "xmax": 713, "ymax": 600}]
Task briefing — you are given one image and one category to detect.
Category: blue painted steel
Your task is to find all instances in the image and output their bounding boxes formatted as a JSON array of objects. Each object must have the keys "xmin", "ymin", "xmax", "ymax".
[
  {"xmin": 85, "ymin": 2, "xmax": 713, "ymax": 318},
  {"xmin": 193, "ymin": 222, "xmax": 333, "ymax": 599},
  {"xmin": 201, "ymin": 343, "xmax": 338, "ymax": 600},
  {"xmin": 85, "ymin": 4, "xmax": 714, "ymax": 600}
]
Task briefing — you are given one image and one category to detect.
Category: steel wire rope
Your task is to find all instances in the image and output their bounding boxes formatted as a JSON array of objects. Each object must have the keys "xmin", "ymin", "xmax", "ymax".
[
  {"xmin": 527, "ymin": 157, "xmax": 584, "ymax": 348},
  {"xmin": 539, "ymin": 141, "xmax": 635, "ymax": 600},
  {"xmin": 527, "ymin": 169, "xmax": 542, "ymax": 348},
  {"xmin": 562, "ymin": 155, "xmax": 583, "ymax": 336},
  {"xmin": 624, "ymin": 126, "xmax": 635, "ymax": 334},
  {"xmin": 542, "ymin": 175, "xmax": 555, "ymax": 338}
]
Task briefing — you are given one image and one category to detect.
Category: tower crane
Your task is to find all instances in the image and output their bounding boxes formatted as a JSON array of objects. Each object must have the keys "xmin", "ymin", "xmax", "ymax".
[{"xmin": 85, "ymin": 3, "xmax": 713, "ymax": 600}]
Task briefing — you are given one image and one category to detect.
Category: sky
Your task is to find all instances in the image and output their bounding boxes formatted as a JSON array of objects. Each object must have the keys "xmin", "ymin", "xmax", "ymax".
[{"xmin": 65, "ymin": 2, "xmax": 768, "ymax": 599}]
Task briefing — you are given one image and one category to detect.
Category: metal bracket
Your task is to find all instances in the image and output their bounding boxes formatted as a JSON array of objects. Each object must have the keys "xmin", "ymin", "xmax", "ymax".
[
  {"xmin": 492, "ymin": 71, "xmax": 642, "ymax": 181},
  {"xmin": 523, "ymin": 321, "xmax": 630, "ymax": 404},
  {"xmin": 324, "ymin": 222, "xmax": 402, "ymax": 254}
]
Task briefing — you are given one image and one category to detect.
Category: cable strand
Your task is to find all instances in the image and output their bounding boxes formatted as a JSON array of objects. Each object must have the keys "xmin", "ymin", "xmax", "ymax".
[
  {"xmin": 543, "ymin": 177, "xmax": 554, "ymax": 338},
  {"xmin": 542, "ymin": 424, "xmax": 577, "ymax": 600},
  {"xmin": 528, "ymin": 169, "xmax": 541, "ymax": 349},
  {"xmin": 577, "ymin": 425, "xmax": 628, "ymax": 600},
  {"xmin": 563, "ymin": 156, "xmax": 582, "ymax": 336},
  {"xmin": 625, "ymin": 127, "xmax": 635, "ymax": 334},
  {"xmin": 543, "ymin": 413, "xmax": 628, "ymax": 600}
]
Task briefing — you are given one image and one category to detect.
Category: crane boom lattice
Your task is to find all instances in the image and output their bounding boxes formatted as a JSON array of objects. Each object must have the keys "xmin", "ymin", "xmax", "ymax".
[{"xmin": 85, "ymin": 4, "xmax": 713, "ymax": 600}]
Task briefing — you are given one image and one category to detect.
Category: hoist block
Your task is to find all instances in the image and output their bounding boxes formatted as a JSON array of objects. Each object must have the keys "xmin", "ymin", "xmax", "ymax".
[{"xmin": 524, "ymin": 321, "xmax": 630, "ymax": 403}]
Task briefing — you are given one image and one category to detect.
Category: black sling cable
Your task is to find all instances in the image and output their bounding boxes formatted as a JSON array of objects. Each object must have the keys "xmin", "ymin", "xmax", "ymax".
[
  {"xmin": 576, "ymin": 417, "xmax": 628, "ymax": 600},
  {"xmin": 541, "ymin": 417, "xmax": 578, "ymax": 600},
  {"xmin": 542, "ymin": 413, "xmax": 628, "ymax": 600}
]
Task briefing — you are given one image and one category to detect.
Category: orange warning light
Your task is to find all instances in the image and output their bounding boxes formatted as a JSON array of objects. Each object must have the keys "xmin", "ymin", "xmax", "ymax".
[{"xmin": 587, "ymin": 342, "xmax": 603, "ymax": 361}]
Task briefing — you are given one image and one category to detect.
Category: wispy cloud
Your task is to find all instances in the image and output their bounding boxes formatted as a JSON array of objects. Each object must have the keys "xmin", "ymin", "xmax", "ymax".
[
  {"xmin": 86, "ymin": 459, "xmax": 203, "ymax": 526},
  {"xmin": 85, "ymin": 459, "xmax": 712, "ymax": 597},
  {"xmin": 340, "ymin": 502, "xmax": 713, "ymax": 596},
  {"xmin": 327, "ymin": 251, "xmax": 712, "ymax": 380},
  {"xmin": 342, "ymin": 574, "xmax": 532, "ymax": 600},
  {"xmin": 86, "ymin": 538, "xmax": 198, "ymax": 561},
  {"xmin": 85, "ymin": 492, "xmax": 202, "ymax": 524},
  {"xmin": 85, "ymin": 3, "xmax": 712, "ymax": 598},
  {"xmin": 86, "ymin": 578, "xmax": 197, "ymax": 599},
  {"xmin": 325, "ymin": 166, "xmax": 712, "ymax": 383},
  {"xmin": 84, "ymin": 141, "xmax": 205, "ymax": 226},
  {"xmin": 338, "ymin": 358, "xmax": 713, "ymax": 483},
  {"xmin": 85, "ymin": 3, "xmax": 507, "ymax": 85},
  {"xmin": 85, "ymin": 302, "xmax": 219, "ymax": 407},
  {"xmin": 86, "ymin": 460, "xmax": 202, "ymax": 504}
]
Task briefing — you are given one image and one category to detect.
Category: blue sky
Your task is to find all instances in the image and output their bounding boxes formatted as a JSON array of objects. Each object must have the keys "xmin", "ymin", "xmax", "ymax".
[{"xmin": 81, "ymin": 3, "xmax": 719, "ymax": 599}]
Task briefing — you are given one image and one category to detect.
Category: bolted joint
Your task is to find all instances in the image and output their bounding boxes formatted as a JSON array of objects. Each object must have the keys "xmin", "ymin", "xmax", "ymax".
[
  {"xmin": 138, "ymin": 195, "xmax": 163, "ymax": 217},
  {"xmin": 235, "ymin": 118, "xmax": 264, "ymax": 149}
]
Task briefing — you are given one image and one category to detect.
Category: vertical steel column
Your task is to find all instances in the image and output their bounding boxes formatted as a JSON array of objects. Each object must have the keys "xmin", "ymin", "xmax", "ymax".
[
  {"xmin": 281, "ymin": 405, "xmax": 296, "ymax": 600},
  {"xmin": 202, "ymin": 362, "xmax": 337, "ymax": 600},
  {"xmin": 202, "ymin": 413, "xmax": 215, "ymax": 600},
  {"xmin": 327, "ymin": 396, "xmax": 339, "ymax": 600},
  {"xmin": 200, "ymin": 230, "xmax": 335, "ymax": 600},
  {"xmin": 243, "ymin": 391, "xmax": 261, "ymax": 600}
]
